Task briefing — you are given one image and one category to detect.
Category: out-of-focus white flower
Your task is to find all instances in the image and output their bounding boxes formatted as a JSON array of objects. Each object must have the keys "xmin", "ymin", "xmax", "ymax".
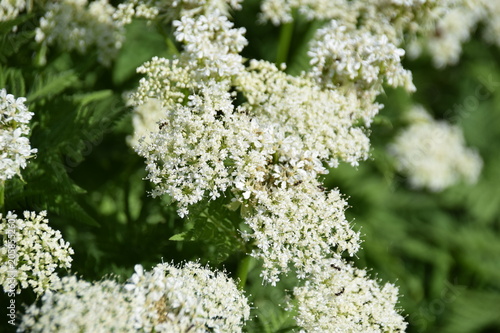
[
  {"xmin": 0, "ymin": 88, "xmax": 37, "ymax": 181},
  {"xmin": 293, "ymin": 257, "xmax": 407, "ymax": 332},
  {"xmin": 18, "ymin": 276, "xmax": 136, "ymax": 333},
  {"xmin": 259, "ymin": 0, "xmax": 352, "ymax": 25},
  {"xmin": 113, "ymin": 0, "xmax": 159, "ymax": 25},
  {"xmin": 0, "ymin": 0, "xmax": 29, "ymax": 21},
  {"xmin": 259, "ymin": 0, "xmax": 453, "ymax": 47},
  {"xmin": 0, "ymin": 211, "xmax": 73, "ymax": 295},
  {"xmin": 125, "ymin": 262, "xmax": 250, "ymax": 332},
  {"xmin": 35, "ymin": 0, "xmax": 125, "ymax": 66},
  {"xmin": 481, "ymin": 1, "xmax": 500, "ymax": 47},
  {"xmin": 114, "ymin": 0, "xmax": 242, "ymax": 24},
  {"xmin": 389, "ymin": 106, "xmax": 483, "ymax": 191},
  {"xmin": 128, "ymin": 97, "xmax": 164, "ymax": 147},
  {"xmin": 407, "ymin": 0, "xmax": 500, "ymax": 68}
]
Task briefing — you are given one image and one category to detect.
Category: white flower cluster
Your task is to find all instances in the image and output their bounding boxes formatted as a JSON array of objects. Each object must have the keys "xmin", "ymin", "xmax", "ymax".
[
  {"xmin": 0, "ymin": 0, "xmax": 28, "ymax": 21},
  {"xmin": 0, "ymin": 211, "xmax": 74, "ymax": 295},
  {"xmin": 113, "ymin": 0, "xmax": 160, "ymax": 25},
  {"xmin": 19, "ymin": 262, "xmax": 250, "ymax": 333},
  {"xmin": 133, "ymin": 22, "xmax": 367, "ymax": 281},
  {"xmin": 19, "ymin": 276, "xmax": 136, "ymax": 333},
  {"xmin": 294, "ymin": 256, "xmax": 407, "ymax": 332},
  {"xmin": 126, "ymin": 262, "xmax": 250, "ymax": 332},
  {"xmin": 129, "ymin": 3, "xmax": 408, "ymax": 330},
  {"xmin": 259, "ymin": 0, "xmax": 352, "ymax": 25},
  {"xmin": 243, "ymin": 181, "xmax": 360, "ymax": 284},
  {"xmin": 389, "ymin": 106, "xmax": 483, "ymax": 191},
  {"xmin": 236, "ymin": 60, "xmax": 371, "ymax": 166},
  {"xmin": 309, "ymin": 21, "xmax": 414, "ymax": 92},
  {"xmin": 0, "ymin": 88, "xmax": 37, "ymax": 181},
  {"xmin": 35, "ymin": 0, "xmax": 125, "ymax": 66},
  {"xmin": 407, "ymin": 0, "xmax": 500, "ymax": 67},
  {"xmin": 259, "ymin": 0, "xmax": 452, "ymax": 40},
  {"xmin": 114, "ymin": 0, "xmax": 242, "ymax": 24},
  {"xmin": 308, "ymin": 20, "xmax": 415, "ymax": 126}
]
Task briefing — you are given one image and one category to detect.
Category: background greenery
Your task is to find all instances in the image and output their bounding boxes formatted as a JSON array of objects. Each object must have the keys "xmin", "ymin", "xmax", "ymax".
[{"xmin": 1, "ymin": 0, "xmax": 500, "ymax": 332}]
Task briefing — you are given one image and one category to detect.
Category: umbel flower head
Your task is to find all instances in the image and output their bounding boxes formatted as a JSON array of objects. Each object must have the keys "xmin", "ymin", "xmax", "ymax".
[
  {"xmin": 293, "ymin": 257, "xmax": 407, "ymax": 332},
  {"xmin": 0, "ymin": 88, "xmax": 37, "ymax": 181},
  {"xmin": 114, "ymin": 0, "xmax": 242, "ymax": 24},
  {"xmin": 18, "ymin": 276, "xmax": 136, "ymax": 333},
  {"xmin": 0, "ymin": 211, "xmax": 74, "ymax": 295},
  {"xmin": 125, "ymin": 262, "xmax": 250, "ymax": 332},
  {"xmin": 130, "ymin": 6, "xmax": 409, "ymax": 286},
  {"xmin": 35, "ymin": 0, "xmax": 126, "ymax": 66},
  {"xmin": 388, "ymin": 106, "xmax": 483, "ymax": 191},
  {"xmin": 20, "ymin": 261, "xmax": 250, "ymax": 332},
  {"xmin": 129, "ymin": 4, "xmax": 410, "ymax": 329}
]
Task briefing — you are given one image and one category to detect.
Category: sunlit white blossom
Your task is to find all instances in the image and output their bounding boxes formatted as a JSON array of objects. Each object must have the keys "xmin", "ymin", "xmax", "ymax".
[
  {"xmin": 125, "ymin": 262, "xmax": 250, "ymax": 332},
  {"xmin": 0, "ymin": 88, "xmax": 37, "ymax": 181},
  {"xmin": 242, "ymin": 181, "xmax": 360, "ymax": 284},
  {"xmin": 293, "ymin": 257, "xmax": 407, "ymax": 332},
  {"xmin": 236, "ymin": 60, "xmax": 371, "ymax": 166},
  {"xmin": 0, "ymin": 211, "xmax": 73, "ymax": 295},
  {"xmin": 18, "ymin": 276, "xmax": 135, "ymax": 333},
  {"xmin": 309, "ymin": 21, "xmax": 415, "ymax": 93}
]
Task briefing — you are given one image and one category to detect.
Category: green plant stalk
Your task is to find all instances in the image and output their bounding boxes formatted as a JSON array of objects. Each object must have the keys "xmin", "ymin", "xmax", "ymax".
[
  {"xmin": 276, "ymin": 22, "xmax": 294, "ymax": 66},
  {"xmin": 166, "ymin": 37, "xmax": 180, "ymax": 56},
  {"xmin": 236, "ymin": 255, "xmax": 253, "ymax": 290}
]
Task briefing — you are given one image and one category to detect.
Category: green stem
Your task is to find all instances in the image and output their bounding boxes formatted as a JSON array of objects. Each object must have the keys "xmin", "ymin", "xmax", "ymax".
[
  {"xmin": 236, "ymin": 255, "xmax": 253, "ymax": 290},
  {"xmin": 276, "ymin": 21, "xmax": 294, "ymax": 66},
  {"xmin": 166, "ymin": 37, "xmax": 180, "ymax": 57}
]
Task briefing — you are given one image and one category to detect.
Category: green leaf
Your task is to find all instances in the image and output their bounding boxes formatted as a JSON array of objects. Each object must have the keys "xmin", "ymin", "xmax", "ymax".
[
  {"xmin": 28, "ymin": 70, "xmax": 79, "ymax": 102},
  {"xmin": 169, "ymin": 231, "xmax": 190, "ymax": 241}
]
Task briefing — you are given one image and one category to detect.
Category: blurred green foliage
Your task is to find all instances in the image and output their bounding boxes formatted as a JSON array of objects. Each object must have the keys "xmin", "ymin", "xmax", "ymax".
[{"xmin": 1, "ymin": 1, "xmax": 500, "ymax": 332}]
